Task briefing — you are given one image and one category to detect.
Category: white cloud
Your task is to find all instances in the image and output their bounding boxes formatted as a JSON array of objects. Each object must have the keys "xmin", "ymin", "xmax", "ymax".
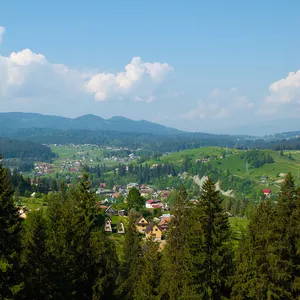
[
  {"xmin": 180, "ymin": 88, "xmax": 253, "ymax": 120},
  {"xmin": 0, "ymin": 47, "xmax": 173, "ymax": 107},
  {"xmin": 0, "ymin": 49, "xmax": 88, "ymax": 100},
  {"xmin": 86, "ymin": 56, "xmax": 173, "ymax": 101},
  {"xmin": 0, "ymin": 26, "xmax": 4, "ymax": 43},
  {"xmin": 259, "ymin": 69, "xmax": 300, "ymax": 115}
]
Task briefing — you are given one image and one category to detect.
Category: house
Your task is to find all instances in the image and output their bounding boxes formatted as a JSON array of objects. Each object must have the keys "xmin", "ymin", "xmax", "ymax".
[
  {"xmin": 146, "ymin": 199, "xmax": 161, "ymax": 209},
  {"xmin": 159, "ymin": 214, "xmax": 173, "ymax": 231},
  {"xmin": 152, "ymin": 203, "xmax": 163, "ymax": 209},
  {"xmin": 136, "ymin": 216, "xmax": 149, "ymax": 232},
  {"xmin": 117, "ymin": 221, "xmax": 125, "ymax": 234},
  {"xmin": 118, "ymin": 210, "xmax": 126, "ymax": 216},
  {"xmin": 263, "ymin": 189, "xmax": 272, "ymax": 198},
  {"xmin": 158, "ymin": 218, "xmax": 170, "ymax": 231},
  {"xmin": 145, "ymin": 223, "xmax": 162, "ymax": 241},
  {"xmin": 104, "ymin": 218, "xmax": 112, "ymax": 232},
  {"xmin": 105, "ymin": 205, "xmax": 118, "ymax": 216},
  {"xmin": 127, "ymin": 182, "xmax": 139, "ymax": 190}
]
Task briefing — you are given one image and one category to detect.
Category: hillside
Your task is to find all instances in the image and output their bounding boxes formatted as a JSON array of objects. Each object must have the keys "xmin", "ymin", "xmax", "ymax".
[
  {"xmin": 0, "ymin": 138, "xmax": 55, "ymax": 161},
  {"xmin": 146, "ymin": 147, "xmax": 300, "ymax": 192},
  {"xmin": 0, "ymin": 112, "xmax": 181, "ymax": 135}
]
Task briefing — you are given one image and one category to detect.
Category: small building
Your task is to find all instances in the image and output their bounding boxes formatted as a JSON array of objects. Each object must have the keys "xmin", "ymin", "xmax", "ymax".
[
  {"xmin": 263, "ymin": 189, "xmax": 272, "ymax": 198},
  {"xmin": 158, "ymin": 218, "xmax": 170, "ymax": 231},
  {"xmin": 118, "ymin": 210, "xmax": 126, "ymax": 216},
  {"xmin": 104, "ymin": 218, "xmax": 112, "ymax": 233},
  {"xmin": 145, "ymin": 223, "xmax": 162, "ymax": 241},
  {"xmin": 146, "ymin": 199, "xmax": 160, "ymax": 209},
  {"xmin": 136, "ymin": 216, "xmax": 149, "ymax": 232},
  {"xmin": 105, "ymin": 205, "xmax": 118, "ymax": 216}
]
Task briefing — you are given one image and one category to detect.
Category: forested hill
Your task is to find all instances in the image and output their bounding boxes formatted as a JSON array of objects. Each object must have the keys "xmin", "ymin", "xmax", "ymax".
[
  {"xmin": 0, "ymin": 112, "xmax": 181, "ymax": 135},
  {"xmin": 0, "ymin": 138, "xmax": 55, "ymax": 161},
  {"xmin": 0, "ymin": 128, "xmax": 250, "ymax": 152}
]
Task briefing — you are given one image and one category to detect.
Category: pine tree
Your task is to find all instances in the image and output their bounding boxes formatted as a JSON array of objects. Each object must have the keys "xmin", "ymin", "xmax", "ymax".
[
  {"xmin": 21, "ymin": 210, "xmax": 50, "ymax": 300},
  {"xmin": 197, "ymin": 177, "xmax": 234, "ymax": 299},
  {"xmin": 159, "ymin": 186, "xmax": 197, "ymax": 299},
  {"xmin": 232, "ymin": 174, "xmax": 300, "ymax": 299},
  {"xmin": 116, "ymin": 211, "xmax": 142, "ymax": 300},
  {"xmin": 46, "ymin": 174, "xmax": 118, "ymax": 299},
  {"xmin": 126, "ymin": 187, "xmax": 145, "ymax": 210},
  {"xmin": 0, "ymin": 157, "xmax": 22, "ymax": 299},
  {"xmin": 232, "ymin": 200, "xmax": 275, "ymax": 299},
  {"xmin": 267, "ymin": 173, "xmax": 300, "ymax": 298},
  {"xmin": 134, "ymin": 238, "xmax": 162, "ymax": 300}
]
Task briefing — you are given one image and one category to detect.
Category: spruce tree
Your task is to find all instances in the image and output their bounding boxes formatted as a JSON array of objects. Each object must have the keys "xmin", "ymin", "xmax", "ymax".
[
  {"xmin": 0, "ymin": 157, "xmax": 22, "ymax": 299},
  {"xmin": 267, "ymin": 173, "xmax": 300, "ymax": 298},
  {"xmin": 21, "ymin": 210, "xmax": 50, "ymax": 300},
  {"xmin": 46, "ymin": 174, "xmax": 118, "ymax": 299},
  {"xmin": 197, "ymin": 177, "xmax": 234, "ymax": 299},
  {"xmin": 232, "ymin": 200, "xmax": 275, "ymax": 299},
  {"xmin": 134, "ymin": 238, "xmax": 162, "ymax": 300},
  {"xmin": 159, "ymin": 186, "xmax": 197, "ymax": 300},
  {"xmin": 116, "ymin": 211, "xmax": 142, "ymax": 300}
]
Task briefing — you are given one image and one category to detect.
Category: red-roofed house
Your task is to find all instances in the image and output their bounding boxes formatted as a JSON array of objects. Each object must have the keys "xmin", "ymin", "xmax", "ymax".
[
  {"xmin": 263, "ymin": 189, "xmax": 272, "ymax": 198},
  {"xmin": 146, "ymin": 199, "xmax": 160, "ymax": 209}
]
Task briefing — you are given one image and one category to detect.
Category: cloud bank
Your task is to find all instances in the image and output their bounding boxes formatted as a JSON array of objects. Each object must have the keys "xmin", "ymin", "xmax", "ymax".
[
  {"xmin": 86, "ymin": 56, "xmax": 173, "ymax": 101},
  {"xmin": 0, "ymin": 42, "xmax": 173, "ymax": 108}
]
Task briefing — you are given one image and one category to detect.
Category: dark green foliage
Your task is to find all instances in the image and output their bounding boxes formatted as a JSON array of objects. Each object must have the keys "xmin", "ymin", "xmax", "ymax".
[
  {"xmin": 134, "ymin": 238, "xmax": 162, "ymax": 300},
  {"xmin": 21, "ymin": 210, "xmax": 50, "ymax": 300},
  {"xmin": 240, "ymin": 149, "xmax": 274, "ymax": 168},
  {"xmin": 0, "ymin": 138, "xmax": 55, "ymax": 161},
  {"xmin": 126, "ymin": 187, "xmax": 145, "ymax": 210},
  {"xmin": 196, "ymin": 178, "xmax": 234, "ymax": 299},
  {"xmin": 159, "ymin": 187, "xmax": 197, "ymax": 299},
  {"xmin": 232, "ymin": 173, "xmax": 300, "ymax": 299},
  {"xmin": 116, "ymin": 211, "xmax": 142, "ymax": 300},
  {"xmin": 0, "ymin": 157, "xmax": 22, "ymax": 299},
  {"xmin": 232, "ymin": 200, "xmax": 275, "ymax": 299}
]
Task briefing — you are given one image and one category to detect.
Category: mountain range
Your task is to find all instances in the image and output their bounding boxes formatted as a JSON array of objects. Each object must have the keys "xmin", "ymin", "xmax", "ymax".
[{"xmin": 0, "ymin": 112, "xmax": 181, "ymax": 135}]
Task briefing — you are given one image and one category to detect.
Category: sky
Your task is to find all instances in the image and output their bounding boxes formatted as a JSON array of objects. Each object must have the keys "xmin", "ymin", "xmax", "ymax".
[{"xmin": 1, "ymin": 1, "xmax": 300, "ymax": 135}]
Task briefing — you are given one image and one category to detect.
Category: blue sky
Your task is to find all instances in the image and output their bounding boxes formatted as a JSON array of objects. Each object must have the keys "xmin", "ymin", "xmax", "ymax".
[{"xmin": 1, "ymin": 1, "xmax": 300, "ymax": 134}]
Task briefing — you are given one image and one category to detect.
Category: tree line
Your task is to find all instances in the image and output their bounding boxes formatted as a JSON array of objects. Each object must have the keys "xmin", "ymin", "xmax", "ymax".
[
  {"xmin": 0, "ymin": 138, "xmax": 55, "ymax": 162},
  {"xmin": 2, "ymin": 156, "xmax": 300, "ymax": 299}
]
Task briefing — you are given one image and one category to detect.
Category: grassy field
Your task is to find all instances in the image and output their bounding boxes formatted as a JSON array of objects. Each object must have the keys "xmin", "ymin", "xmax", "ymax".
[
  {"xmin": 229, "ymin": 217, "xmax": 249, "ymax": 242},
  {"xmin": 50, "ymin": 144, "xmax": 106, "ymax": 166},
  {"xmin": 146, "ymin": 147, "xmax": 300, "ymax": 188},
  {"xmin": 17, "ymin": 196, "xmax": 47, "ymax": 211}
]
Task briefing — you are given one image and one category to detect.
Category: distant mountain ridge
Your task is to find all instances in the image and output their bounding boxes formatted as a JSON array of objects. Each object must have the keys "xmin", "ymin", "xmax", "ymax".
[{"xmin": 0, "ymin": 112, "xmax": 182, "ymax": 135}]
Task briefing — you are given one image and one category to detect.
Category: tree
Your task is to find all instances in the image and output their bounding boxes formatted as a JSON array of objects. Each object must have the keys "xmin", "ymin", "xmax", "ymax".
[
  {"xmin": 159, "ymin": 186, "xmax": 197, "ymax": 299},
  {"xmin": 233, "ymin": 174, "xmax": 300, "ymax": 299},
  {"xmin": 197, "ymin": 177, "xmax": 234, "ymax": 299},
  {"xmin": 21, "ymin": 210, "xmax": 50, "ymax": 300},
  {"xmin": 126, "ymin": 187, "xmax": 145, "ymax": 210},
  {"xmin": 0, "ymin": 157, "xmax": 22, "ymax": 299},
  {"xmin": 134, "ymin": 238, "xmax": 162, "ymax": 300},
  {"xmin": 267, "ymin": 173, "xmax": 300, "ymax": 298},
  {"xmin": 46, "ymin": 174, "xmax": 118, "ymax": 299},
  {"xmin": 116, "ymin": 211, "xmax": 142, "ymax": 300},
  {"xmin": 232, "ymin": 200, "xmax": 275, "ymax": 299}
]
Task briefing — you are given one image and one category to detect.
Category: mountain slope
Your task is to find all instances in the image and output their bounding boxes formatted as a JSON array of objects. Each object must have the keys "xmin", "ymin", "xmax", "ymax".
[{"xmin": 0, "ymin": 112, "xmax": 181, "ymax": 135}]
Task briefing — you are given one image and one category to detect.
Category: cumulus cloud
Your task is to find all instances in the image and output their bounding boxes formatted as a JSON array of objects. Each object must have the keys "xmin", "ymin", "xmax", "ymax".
[
  {"xmin": 0, "ymin": 47, "xmax": 173, "ymax": 109},
  {"xmin": 180, "ymin": 88, "xmax": 253, "ymax": 120},
  {"xmin": 85, "ymin": 56, "xmax": 173, "ymax": 101},
  {"xmin": 0, "ymin": 26, "xmax": 4, "ymax": 43},
  {"xmin": 259, "ymin": 69, "xmax": 300, "ymax": 115},
  {"xmin": 0, "ymin": 49, "xmax": 88, "ymax": 100}
]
